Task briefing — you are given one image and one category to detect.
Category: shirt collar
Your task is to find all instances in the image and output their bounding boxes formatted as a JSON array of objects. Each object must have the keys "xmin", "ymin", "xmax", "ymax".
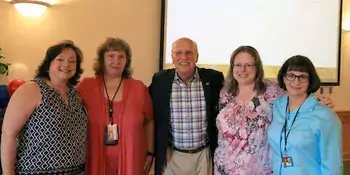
[
  {"xmin": 174, "ymin": 67, "xmax": 200, "ymax": 84},
  {"xmin": 279, "ymin": 93, "xmax": 319, "ymax": 113}
]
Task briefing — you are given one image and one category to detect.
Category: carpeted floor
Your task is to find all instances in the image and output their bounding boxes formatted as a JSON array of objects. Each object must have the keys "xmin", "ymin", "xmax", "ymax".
[
  {"xmin": 345, "ymin": 161, "xmax": 350, "ymax": 175},
  {"xmin": 148, "ymin": 161, "xmax": 350, "ymax": 175}
]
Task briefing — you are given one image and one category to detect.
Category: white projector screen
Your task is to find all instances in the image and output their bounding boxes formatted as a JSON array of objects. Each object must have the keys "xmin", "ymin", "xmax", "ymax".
[{"xmin": 160, "ymin": 0, "xmax": 343, "ymax": 85}]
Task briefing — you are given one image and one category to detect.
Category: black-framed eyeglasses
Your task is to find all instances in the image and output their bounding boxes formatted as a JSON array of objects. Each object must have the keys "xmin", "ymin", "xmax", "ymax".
[{"xmin": 284, "ymin": 73, "xmax": 309, "ymax": 83}]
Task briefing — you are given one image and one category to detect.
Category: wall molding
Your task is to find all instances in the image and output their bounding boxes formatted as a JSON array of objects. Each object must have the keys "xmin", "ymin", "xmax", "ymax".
[
  {"xmin": 337, "ymin": 111, "xmax": 350, "ymax": 123},
  {"xmin": 344, "ymin": 153, "xmax": 350, "ymax": 161},
  {"xmin": 336, "ymin": 110, "xmax": 350, "ymax": 161}
]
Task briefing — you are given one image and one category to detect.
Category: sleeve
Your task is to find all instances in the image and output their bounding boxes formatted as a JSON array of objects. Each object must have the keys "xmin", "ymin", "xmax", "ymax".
[
  {"xmin": 143, "ymin": 84, "xmax": 153, "ymax": 123},
  {"xmin": 75, "ymin": 78, "xmax": 89, "ymax": 113},
  {"xmin": 84, "ymin": 125, "xmax": 91, "ymax": 174},
  {"xmin": 218, "ymin": 71, "xmax": 224, "ymax": 89},
  {"xmin": 319, "ymin": 110, "xmax": 343, "ymax": 175},
  {"xmin": 218, "ymin": 90, "xmax": 230, "ymax": 112},
  {"xmin": 216, "ymin": 72, "xmax": 225, "ymax": 112},
  {"xmin": 76, "ymin": 77, "xmax": 86, "ymax": 97},
  {"xmin": 148, "ymin": 73, "xmax": 157, "ymax": 97},
  {"xmin": 76, "ymin": 78, "xmax": 90, "ymax": 173},
  {"xmin": 264, "ymin": 81, "xmax": 285, "ymax": 108}
]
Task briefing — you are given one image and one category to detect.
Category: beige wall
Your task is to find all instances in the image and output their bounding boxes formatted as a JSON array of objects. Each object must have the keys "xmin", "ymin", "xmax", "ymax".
[
  {"xmin": 0, "ymin": 0, "xmax": 349, "ymax": 110},
  {"xmin": 318, "ymin": 0, "xmax": 350, "ymax": 111},
  {"xmin": 0, "ymin": 0, "xmax": 161, "ymax": 85}
]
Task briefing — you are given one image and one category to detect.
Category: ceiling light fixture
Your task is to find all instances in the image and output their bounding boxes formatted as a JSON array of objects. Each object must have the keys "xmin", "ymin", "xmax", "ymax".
[{"xmin": 11, "ymin": 0, "xmax": 51, "ymax": 17}]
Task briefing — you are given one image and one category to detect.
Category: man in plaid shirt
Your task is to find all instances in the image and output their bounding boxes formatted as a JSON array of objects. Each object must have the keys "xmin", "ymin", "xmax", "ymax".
[{"xmin": 150, "ymin": 37, "xmax": 224, "ymax": 175}]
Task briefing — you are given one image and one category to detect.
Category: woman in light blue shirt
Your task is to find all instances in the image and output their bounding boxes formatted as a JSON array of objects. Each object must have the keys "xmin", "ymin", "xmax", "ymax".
[{"xmin": 267, "ymin": 55, "xmax": 342, "ymax": 175}]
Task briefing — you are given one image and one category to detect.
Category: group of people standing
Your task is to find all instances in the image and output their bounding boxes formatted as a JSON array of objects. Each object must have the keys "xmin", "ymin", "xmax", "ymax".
[{"xmin": 0, "ymin": 37, "xmax": 342, "ymax": 175}]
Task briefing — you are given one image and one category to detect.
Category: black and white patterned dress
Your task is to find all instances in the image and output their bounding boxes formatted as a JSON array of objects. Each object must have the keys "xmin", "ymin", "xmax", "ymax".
[{"xmin": 15, "ymin": 78, "xmax": 88, "ymax": 175}]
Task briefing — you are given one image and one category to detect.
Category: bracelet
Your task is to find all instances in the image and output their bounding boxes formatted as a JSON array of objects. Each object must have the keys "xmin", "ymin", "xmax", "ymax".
[{"xmin": 147, "ymin": 151, "xmax": 155, "ymax": 157}]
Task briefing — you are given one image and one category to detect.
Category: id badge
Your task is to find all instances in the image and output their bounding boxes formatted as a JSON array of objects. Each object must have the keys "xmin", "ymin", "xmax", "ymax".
[
  {"xmin": 105, "ymin": 124, "xmax": 118, "ymax": 146},
  {"xmin": 281, "ymin": 156, "xmax": 293, "ymax": 168}
]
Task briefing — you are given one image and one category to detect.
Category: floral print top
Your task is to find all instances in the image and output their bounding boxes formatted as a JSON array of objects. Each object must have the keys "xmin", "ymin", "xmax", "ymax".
[{"xmin": 214, "ymin": 81, "xmax": 284, "ymax": 175}]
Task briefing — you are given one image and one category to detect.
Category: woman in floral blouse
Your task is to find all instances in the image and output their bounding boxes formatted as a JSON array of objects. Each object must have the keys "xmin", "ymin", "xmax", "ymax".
[{"xmin": 213, "ymin": 46, "xmax": 331, "ymax": 175}]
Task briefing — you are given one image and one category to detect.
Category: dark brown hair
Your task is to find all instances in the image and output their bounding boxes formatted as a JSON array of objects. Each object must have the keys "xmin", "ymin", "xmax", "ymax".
[
  {"xmin": 277, "ymin": 55, "xmax": 321, "ymax": 94},
  {"xmin": 35, "ymin": 40, "xmax": 84, "ymax": 85}
]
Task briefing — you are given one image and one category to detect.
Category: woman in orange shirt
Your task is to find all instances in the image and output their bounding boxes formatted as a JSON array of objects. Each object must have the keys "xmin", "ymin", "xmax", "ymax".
[{"xmin": 77, "ymin": 37, "xmax": 154, "ymax": 175}]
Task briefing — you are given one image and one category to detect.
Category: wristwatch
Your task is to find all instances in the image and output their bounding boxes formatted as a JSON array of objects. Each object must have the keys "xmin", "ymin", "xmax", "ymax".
[{"xmin": 146, "ymin": 151, "xmax": 155, "ymax": 157}]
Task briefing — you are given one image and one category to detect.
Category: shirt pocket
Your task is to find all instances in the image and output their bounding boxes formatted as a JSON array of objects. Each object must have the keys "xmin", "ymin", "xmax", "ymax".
[{"xmin": 290, "ymin": 127, "xmax": 316, "ymax": 149}]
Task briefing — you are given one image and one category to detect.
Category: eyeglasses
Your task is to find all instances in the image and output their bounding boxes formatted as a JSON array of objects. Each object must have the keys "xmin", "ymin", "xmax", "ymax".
[
  {"xmin": 284, "ymin": 73, "xmax": 309, "ymax": 83},
  {"xmin": 232, "ymin": 63, "xmax": 255, "ymax": 70}
]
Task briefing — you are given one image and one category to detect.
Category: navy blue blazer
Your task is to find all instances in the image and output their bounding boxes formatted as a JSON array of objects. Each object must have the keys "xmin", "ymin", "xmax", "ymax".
[{"xmin": 149, "ymin": 67, "xmax": 224, "ymax": 175}]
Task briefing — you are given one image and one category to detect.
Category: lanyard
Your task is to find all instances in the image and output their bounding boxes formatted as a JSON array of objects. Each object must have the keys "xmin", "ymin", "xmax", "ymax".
[
  {"xmin": 102, "ymin": 76, "xmax": 123, "ymax": 125},
  {"xmin": 282, "ymin": 97, "xmax": 302, "ymax": 155}
]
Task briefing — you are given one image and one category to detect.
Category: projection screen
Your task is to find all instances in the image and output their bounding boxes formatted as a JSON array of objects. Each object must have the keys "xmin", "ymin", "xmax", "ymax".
[{"xmin": 159, "ymin": 0, "xmax": 343, "ymax": 86}]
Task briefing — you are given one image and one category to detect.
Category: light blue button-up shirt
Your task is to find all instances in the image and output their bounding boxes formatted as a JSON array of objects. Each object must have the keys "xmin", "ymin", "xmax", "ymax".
[{"xmin": 267, "ymin": 94, "xmax": 342, "ymax": 175}]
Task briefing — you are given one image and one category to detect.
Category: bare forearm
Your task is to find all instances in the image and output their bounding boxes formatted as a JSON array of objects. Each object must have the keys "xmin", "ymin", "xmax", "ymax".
[
  {"xmin": 1, "ymin": 134, "xmax": 17, "ymax": 175},
  {"xmin": 145, "ymin": 120, "xmax": 154, "ymax": 153}
]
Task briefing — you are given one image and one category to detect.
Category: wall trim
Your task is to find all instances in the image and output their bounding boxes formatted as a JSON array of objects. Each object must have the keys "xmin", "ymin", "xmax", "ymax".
[
  {"xmin": 337, "ymin": 111, "xmax": 350, "ymax": 123},
  {"xmin": 344, "ymin": 153, "xmax": 350, "ymax": 161},
  {"xmin": 336, "ymin": 110, "xmax": 350, "ymax": 162}
]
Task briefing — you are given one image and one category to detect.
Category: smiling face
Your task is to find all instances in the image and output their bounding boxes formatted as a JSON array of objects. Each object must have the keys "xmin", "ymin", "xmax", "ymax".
[
  {"xmin": 277, "ymin": 55, "xmax": 321, "ymax": 98},
  {"xmin": 171, "ymin": 38, "xmax": 198, "ymax": 80},
  {"xmin": 232, "ymin": 52, "xmax": 256, "ymax": 86},
  {"xmin": 284, "ymin": 70, "xmax": 309, "ymax": 98},
  {"xmin": 103, "ymin": 50, "xmax": 127, "ymax": 77},
  {"xmin": 49, "ymin": 48, "xmax": 77, "ymax": 82}
]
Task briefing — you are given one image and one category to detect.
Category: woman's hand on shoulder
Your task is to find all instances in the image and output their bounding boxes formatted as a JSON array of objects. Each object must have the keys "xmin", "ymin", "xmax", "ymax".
[{"xmin": 317, "ymin": 96, "xmax": 333, "ymax": 109}]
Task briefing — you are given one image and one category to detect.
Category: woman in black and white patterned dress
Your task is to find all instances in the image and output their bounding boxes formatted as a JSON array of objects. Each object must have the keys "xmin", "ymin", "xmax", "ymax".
[{"xmin": 1, "ymin": 41, "xmax": 87, "ymax": 175}]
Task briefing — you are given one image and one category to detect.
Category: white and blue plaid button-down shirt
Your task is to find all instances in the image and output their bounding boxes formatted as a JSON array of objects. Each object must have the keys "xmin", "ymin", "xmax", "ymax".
[{"xmin": 169, "ymin": 69, "xmax": 207, "ymax": 149}]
